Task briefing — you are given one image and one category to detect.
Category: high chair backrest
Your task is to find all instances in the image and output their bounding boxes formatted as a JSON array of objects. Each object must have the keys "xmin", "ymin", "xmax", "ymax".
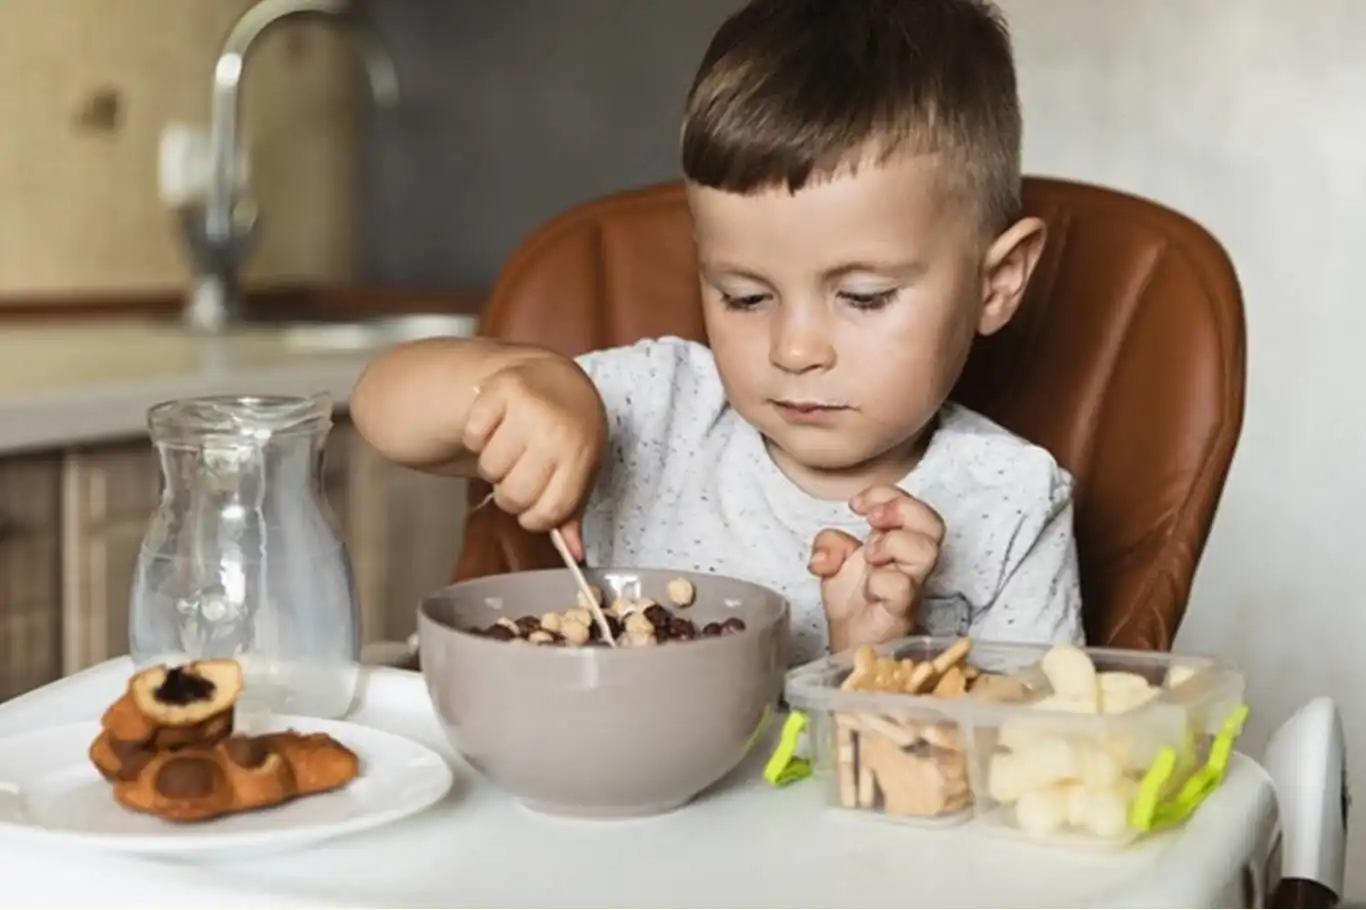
[{"xmin": 452, "ymin": 178, "xmax": 1246, "ymax": 651}]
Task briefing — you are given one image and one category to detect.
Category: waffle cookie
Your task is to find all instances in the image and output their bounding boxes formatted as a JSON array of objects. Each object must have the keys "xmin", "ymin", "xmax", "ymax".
[
  {"xmin": 88, "ymin": 659, "xmax": 360, "ymax": 822},
  {"xmin": 111, "ymin": 731, "xmax": 360, "ymax": 823}
]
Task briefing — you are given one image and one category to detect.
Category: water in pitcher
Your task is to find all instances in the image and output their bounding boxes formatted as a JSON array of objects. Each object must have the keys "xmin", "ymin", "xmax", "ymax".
[{"xmin": 128, "ymin": 394, "xmax": 361, "ymax": 721}]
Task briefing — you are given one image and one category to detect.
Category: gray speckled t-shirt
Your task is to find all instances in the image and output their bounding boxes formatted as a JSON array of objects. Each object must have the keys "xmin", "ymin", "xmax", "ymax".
[{"xmin": 575, "ymin": 336, "xmax": 1084, "ymax": 666}]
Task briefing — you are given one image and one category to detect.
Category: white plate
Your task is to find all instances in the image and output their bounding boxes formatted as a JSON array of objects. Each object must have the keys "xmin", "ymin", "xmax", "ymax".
[{"xmin": 0, "ymin": 716, "xmax": 453, "ymax": 859}]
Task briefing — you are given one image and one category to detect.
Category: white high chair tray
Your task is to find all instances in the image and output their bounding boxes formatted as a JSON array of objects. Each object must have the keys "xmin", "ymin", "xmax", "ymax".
[{"xmin": 0, "ymin": 659, "xmax": 1278, "ymax": 909}]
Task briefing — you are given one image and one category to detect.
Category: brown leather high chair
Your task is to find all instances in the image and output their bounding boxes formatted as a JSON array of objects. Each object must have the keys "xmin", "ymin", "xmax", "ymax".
[{"xmin": 452, "ymin": 178, "xmax": 1246, "ymax": 652}]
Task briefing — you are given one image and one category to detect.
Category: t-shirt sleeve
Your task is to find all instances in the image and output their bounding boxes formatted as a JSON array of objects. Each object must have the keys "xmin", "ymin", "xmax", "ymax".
[{"xmin": 968, "ymin": 467, "xmax": 1086, "ymax": 647}]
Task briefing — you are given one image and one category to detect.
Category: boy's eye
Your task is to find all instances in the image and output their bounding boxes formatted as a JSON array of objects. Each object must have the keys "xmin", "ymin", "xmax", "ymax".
[
  {"xmin": 838, "ymin": 289, "xmax": 898, "ymax": 311},
  {"xmin": 720, "ymin": 292, "xmax": 769, "ymax": 311}
]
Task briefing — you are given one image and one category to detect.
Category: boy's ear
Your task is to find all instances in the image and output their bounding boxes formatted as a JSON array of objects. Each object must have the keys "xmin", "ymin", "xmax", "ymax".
[{"xmin": 978, "ymin": 216, "xmax": 1047, "ymax": 337}]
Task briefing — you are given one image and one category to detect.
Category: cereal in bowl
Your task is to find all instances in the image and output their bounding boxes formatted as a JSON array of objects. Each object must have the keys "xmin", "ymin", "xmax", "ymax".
[{"xmin": 466, "ymin": 577, "xmax": 746, "ymax": 648}]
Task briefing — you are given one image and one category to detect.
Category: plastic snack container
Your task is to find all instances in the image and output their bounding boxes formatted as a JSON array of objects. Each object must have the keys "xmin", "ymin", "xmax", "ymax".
[{"xmin": 779, "ymin": 636, "xmax": 1247, "ymax": 848}]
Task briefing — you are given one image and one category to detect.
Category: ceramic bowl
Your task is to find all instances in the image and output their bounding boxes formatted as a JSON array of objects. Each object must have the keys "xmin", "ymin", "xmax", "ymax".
[{"xmin": 417, "ymin": 567, "xmax": 790, "ymax": 818}]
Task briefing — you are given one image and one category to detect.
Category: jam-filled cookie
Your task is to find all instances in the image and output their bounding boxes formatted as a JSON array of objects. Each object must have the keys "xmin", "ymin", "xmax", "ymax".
[
  {"xmin": 266, "ymin": 731, "xmax": 361, "ymax": 796},
  {"xmin": 88, "ymin": 731, "xmax": 157, "ymax": 783},
  {"xmin": 119, "ymin": 659, "xmax": 243, "ymax": 750},
  {"xmin": 109, "ymin": 733, "xmax": 359, "ymax": 822},
  {"xmin": 113, "ymin": 749, "xmax": 238, "ymax": 823},
  {"xmin": 216, "ymin": 735, "xmax": 298, "ymax": 811},
  {"xmin": 91, "ymin": 659, "xmax": 362, "ymax": 824}
]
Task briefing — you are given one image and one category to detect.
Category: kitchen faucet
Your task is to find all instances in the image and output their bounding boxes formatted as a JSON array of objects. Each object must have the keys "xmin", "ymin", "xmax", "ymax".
[{"xmin": 179, "ymin": 0, "xmax": 400, "ymax": 333}]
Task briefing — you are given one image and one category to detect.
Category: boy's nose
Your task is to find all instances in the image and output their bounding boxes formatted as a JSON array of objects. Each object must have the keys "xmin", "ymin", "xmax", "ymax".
[{"xmin": 769, "ymin": 311, "xmax": 836, "ymax": 374}]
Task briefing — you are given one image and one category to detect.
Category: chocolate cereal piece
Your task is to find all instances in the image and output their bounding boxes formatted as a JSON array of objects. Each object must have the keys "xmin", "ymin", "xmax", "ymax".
[
  {"xmin": 590, "ymin": 614, "xmax": 624, "ymax": 643},
  {"xmin": 484, "ymin": 624, "xmax": 517, "ymax": 641},
  {"xmin": 643, "ymin": 604, "xmax": 672, "ymax": 631}
]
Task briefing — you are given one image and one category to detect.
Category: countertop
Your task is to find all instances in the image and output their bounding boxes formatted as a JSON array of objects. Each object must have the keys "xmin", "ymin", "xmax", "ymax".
[{"xmin": 0, "ymin": 315, "xmax": 479, "ymax": 455}]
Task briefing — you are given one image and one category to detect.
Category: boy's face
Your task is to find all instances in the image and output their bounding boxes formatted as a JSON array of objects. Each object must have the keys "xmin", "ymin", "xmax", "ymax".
[{"xmin": 687, "ymin": 151, "xmax": 1044, "ymax": 495}]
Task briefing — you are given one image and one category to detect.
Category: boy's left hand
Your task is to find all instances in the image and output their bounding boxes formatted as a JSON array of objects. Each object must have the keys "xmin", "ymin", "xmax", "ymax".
[{"xmin": 809, "ymin": 485, "xmax": 944, "ymax": 653}]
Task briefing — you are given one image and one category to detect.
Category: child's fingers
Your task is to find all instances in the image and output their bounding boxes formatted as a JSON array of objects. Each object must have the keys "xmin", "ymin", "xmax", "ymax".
[
  {"xmin": 557, "ymin": 518, "xmax": 585, "ymax": 562},
  {"xmin": 518, "ymin": 462, "xmax": 582, "ymax": 533},
  {"xmin": 853, "ymin": 485, "xmax": 945, "ymax": 539},
  {"xmin": 809, "ymin": 528, "xmax": 861, "ymax": 578},
  {"xmin": 476, "ymin": 429, "xmax": 526, "ymax": 486},
  {"xmin": 864, "ymin": 568, "xmax": 915, "ymax": 616},
  {"xmin": 865, "ymin": 528, "xmax": 940, "ymax": 579},
  {"xmin": 492, "ymin": 453, "xmax": 554, "ymax": 514},
  {"xmin": 462, "ymin": 386, "xmax": 507, "ymax": 453},
  {"xmin": 850, "ymin": 484, "xmax": 904, "ymax": 514}
]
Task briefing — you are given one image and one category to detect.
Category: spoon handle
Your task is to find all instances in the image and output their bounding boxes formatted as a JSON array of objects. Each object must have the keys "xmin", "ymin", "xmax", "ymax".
[{"xmin": 549, "ymin": 528, "xmax": 617, "ymax": 647}]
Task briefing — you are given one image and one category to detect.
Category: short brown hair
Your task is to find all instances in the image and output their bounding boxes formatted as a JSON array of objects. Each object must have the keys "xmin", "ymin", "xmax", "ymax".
[{"xmin": 682, "ymin": 0, "xmax": 1022, "ymax": 235}]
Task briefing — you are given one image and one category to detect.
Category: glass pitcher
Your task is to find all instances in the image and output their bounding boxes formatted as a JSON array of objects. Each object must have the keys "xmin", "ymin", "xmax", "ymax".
[{"xmin": 129, "ymin": 393, "xmax": 360, "ymax": 721}]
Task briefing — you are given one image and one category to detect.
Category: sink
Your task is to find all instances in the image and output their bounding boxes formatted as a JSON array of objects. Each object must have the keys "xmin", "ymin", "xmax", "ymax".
[{"xmin": 264, "ymin": 313, "xmax": 481, "ymax": 352}]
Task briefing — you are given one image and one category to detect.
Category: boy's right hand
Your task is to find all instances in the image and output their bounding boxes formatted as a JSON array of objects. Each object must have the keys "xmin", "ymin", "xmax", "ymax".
[{"xmin": 461, "ymin": 353, "xmax": 607, "ymax": 557}]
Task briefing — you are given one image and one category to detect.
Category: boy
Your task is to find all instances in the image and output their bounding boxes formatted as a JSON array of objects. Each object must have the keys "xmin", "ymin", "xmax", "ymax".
[{"xmin": 351, "ymin": 0, "xmax": 1084, "ymax": 665}]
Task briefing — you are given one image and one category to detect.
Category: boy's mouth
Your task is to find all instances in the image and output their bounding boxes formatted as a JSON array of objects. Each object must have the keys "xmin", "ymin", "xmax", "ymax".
[{"xmin": 772, "ymin": 400, "xmax": 850, "ymax": 423}]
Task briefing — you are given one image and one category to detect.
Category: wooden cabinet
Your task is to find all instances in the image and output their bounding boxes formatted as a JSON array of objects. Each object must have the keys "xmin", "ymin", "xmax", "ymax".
[
  {"xmin": 348, "ymin": 437, "xmax": 469, "ymax": 644},
  {"xmin": 0, "ymin": 454, "xmax": 63, "ymax": 700},
  {"xmin": 321, "ymin": 419, "xmax": 468, "ymax": 646},
  {"xmin": 0, "ymin": 417, "xmax": 470, "ymax": 691},
  {"xmin": 59, "ymin": 442, "xmax": 161, "ymax": 674}
]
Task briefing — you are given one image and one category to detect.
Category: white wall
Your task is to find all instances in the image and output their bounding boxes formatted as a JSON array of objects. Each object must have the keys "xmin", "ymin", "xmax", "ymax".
[{"xmin": 997, "ymin": 0, "xmax": 1366, "ymax": 895}]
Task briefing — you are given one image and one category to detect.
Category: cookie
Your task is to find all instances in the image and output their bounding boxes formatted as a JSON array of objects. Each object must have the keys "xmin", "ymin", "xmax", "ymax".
[
  {"xmin": 119, "ymin": 659, "xmax": 243, "ymax": 750},
  {"xmin": 113, "ymin": 750, "xmax": 238, "ymax": 823}
]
